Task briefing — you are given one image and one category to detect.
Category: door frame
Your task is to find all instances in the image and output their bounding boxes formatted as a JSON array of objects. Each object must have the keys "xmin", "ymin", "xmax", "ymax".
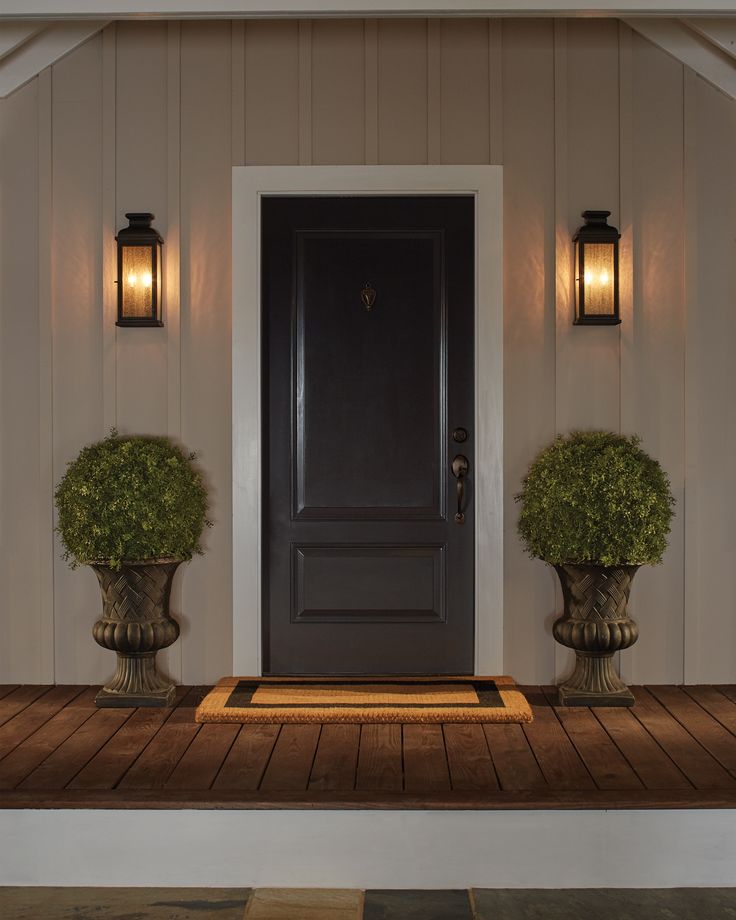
[{"xmin": 232, "ymin": 165, "xmax": 503, "ymax": 675}]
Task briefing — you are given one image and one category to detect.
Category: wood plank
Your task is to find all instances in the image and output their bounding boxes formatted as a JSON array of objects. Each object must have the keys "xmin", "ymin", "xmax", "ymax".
[
  {"xmin": 4, "ymin": 786, "xmax": 736, "ymax": 811},
  {"xmin": 116, "ymin": 687, "xmax": 207, "ymax": 789},
  {"xmin": 0, "ymin": 685, "xmax": 85, "ymax": 760},
  {"xmin": 541, "ymin": 687, "xmax": 643, "ymax": 791},
  {"xmin": 630, "ymin": 687, "xmax": 736, "ymax": 789},
  {"xmin": 66, "ymin": 686, "xmax": 189, "ymax": 790},
  {"xmin": 716, "ymin": 686, "xmax": 736, "ymax": 706},
  {"xmin": 402, "ymin": 724, "xmax": 451, "ymax": 793},
  {"xmin": 18, "ymin": 707, "xmax": 134, "ymax": 790},
  {"xmin": 355, "ymin": 723, "xmax": 403, "ymax": 793},
  {"xmin": 212, "ymin": 724, "xmax": 280, "ymax": 792},
  {"xmin": 648, "ymin": 685, "xmax": 736, "ymax": 772},
  {"xmin": 0, "ymin": 688, "xmax": 98, "ymax": 789},
  {"xmin": 482, "ymin": 724, "xmax": 547, "ymax": 791},
  {"xmin": 259, "ymin": 725, "xmax": 321, "ymax": 792},
  {"xmin": 165, "ymin": 723, "xmax": 241, "ymax": 791},
  {"xmin": 592, "ymin": 705, "xmax": 692, "ymax": 790},
  {"xmin": 443, "ymin": 723, "xmax": 498, "ymax": 792},
  {"xmin": 0, "ymin": 686, "xmax": 19, "ymax": 701},
  {"xmin": 0, "ymin": 686, "xmax": 53, "ymax": 727},
  {"xmin": 308, "ymin": 724, "xmax": 360, "ymax": 792},
  {"xmin": 520, "ymin": 687, "xmax": 595, "ymax": 790},
  {"xmin": 683, "ymin": 686, "xmax": 736, "ymax": 737}
]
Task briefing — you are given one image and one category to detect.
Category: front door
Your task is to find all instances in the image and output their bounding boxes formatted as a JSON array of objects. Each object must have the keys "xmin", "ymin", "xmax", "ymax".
[{"xmin": 262, "ymin": 195, "xmax": 474, "ymax": 674}]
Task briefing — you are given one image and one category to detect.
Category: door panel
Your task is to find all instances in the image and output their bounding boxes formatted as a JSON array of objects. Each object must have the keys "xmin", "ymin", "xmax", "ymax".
[
  {"xmin": 262, "ymin": 195, "xmax": 474, "ymax": 675},
  {"xmin": 296, "ymin": 232, "xmax": 443, "ymax": 518}
]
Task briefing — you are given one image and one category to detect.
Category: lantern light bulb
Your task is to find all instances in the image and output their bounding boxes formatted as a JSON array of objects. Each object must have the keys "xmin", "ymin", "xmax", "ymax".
[
  {"xmin": 142, "ymin": 272, "xmax": 152, "ymax": 288},
  {"xmin": 584, "ymin": 270, "xmax": 593, "ymax": 286},
  {"xmin": 600, "ymin": 270, "xmax": 609, "ymax": 286},
  {"xmin": 127, "ymin": 273, "xmax": 138, "ymax": 286}
]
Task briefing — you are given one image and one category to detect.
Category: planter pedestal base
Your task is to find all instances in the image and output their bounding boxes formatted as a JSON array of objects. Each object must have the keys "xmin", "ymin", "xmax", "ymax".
[
  {"xmin": 557, "ymin": 651, "xmax": 635, "ymax": 707},
  {"xmin": 95, "ymin": 685, "xmax": 176, "ymax": 708}
]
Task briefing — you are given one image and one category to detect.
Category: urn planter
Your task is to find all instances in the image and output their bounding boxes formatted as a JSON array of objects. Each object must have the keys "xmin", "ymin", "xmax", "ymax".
[
  {"xmin": 553, "ymin": 563, "xmax": 639, "ymax": 707},
  {"xmin": 91, "ymin": 559, "xmax": 181, "ymax": 708}
]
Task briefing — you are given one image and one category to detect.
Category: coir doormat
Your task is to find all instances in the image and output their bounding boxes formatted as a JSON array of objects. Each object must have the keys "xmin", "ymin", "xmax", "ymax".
[{"xmin": 195, "ymin": 676, "xmax": 532, "ymax": 724}]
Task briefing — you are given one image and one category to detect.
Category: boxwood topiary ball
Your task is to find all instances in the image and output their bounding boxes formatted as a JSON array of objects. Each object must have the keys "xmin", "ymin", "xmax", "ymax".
[
  {"xmin": 516, "ymin": 430, "xmax": 675, "ymax": 567},
  {"xmin": 55, "ymin": 431, "xmax": 209, "ymax": 570}
]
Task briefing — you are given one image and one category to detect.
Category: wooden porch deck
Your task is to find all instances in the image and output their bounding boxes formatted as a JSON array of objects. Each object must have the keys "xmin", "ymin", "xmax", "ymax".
[{"xmin": 1, "ymin": 684, "xmax": 736, "ymax": 810}]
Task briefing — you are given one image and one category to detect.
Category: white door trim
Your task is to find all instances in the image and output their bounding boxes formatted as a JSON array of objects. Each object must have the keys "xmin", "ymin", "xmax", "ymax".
[{"xmin": 232, "ymin": 165, "xmax": 503, "ymax": 675}]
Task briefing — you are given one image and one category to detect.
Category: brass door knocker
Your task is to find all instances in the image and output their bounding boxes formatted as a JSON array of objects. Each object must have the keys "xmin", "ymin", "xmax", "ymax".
[{"xmin": 361, "ymin": 282, "xmax": 376, "ymax": 312}]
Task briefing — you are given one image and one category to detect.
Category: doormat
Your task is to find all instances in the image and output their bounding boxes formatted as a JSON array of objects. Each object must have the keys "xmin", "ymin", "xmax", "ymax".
[{"xmin": 195, "ymin": 676, "xmax": 532, "ymax": 724}]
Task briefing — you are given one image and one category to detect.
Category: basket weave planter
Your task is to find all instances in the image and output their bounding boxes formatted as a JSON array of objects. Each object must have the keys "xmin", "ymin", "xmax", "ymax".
[
  {"xmin": 553, "ymin": 563, "xmax": 639, "ymax": 707},
  {"xmin": 91, "ymin": 559, "xmax": 181, "ymax": 708}
]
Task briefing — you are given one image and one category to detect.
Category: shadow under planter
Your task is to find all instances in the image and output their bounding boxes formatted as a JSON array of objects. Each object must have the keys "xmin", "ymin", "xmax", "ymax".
[
  {"xmin": 91, "ymin": 559, "xmax": 181, "ymax": 708},
  {"xmin": 553, "ymin": 563, "xmax": 639, "ymax": 707}
]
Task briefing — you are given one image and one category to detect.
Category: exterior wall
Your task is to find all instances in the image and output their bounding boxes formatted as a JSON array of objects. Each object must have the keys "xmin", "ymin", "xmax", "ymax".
[{"xmin": 0, "ymin": 18, "xmax": 733, "ymax": 685}]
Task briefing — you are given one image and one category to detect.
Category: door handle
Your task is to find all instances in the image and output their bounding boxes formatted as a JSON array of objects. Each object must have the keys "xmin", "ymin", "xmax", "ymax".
[{"xmin": 451, "ymin": 454, "xmax": 469, "ymax": 524}]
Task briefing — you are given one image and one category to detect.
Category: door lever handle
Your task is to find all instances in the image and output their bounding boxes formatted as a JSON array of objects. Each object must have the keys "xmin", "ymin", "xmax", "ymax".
[{"xmin": 451, "ymin": 454, "xmax": 469, "ymax": 524}]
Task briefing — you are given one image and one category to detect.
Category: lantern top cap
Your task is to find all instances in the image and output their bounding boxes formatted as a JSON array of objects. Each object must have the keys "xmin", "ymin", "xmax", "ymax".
[
  {"xmin": 581, "ymin": 210, "xmax": 612, "ymax": 224},
  {"xmin": 573, "ymin": 209, "xmax": 620, "ymax": 243},
  {"xmin": 117, "ymin": 212, "xmax": 163, "ymax": 244}
]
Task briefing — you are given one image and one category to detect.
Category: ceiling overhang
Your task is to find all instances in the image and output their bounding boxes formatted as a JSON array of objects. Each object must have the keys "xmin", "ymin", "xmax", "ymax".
[
  {"xmin": 1, "ymin": 6, "xmax": 735, "ymax": 101},
  {"xmin": 2, "ymin": 2, "xmax": 736, "ymax": 20}
]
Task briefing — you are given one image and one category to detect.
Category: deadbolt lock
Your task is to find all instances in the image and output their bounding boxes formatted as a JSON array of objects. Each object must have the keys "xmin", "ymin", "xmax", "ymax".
[{"xmin": 452, "ymin": 427, "xmax": 469, "ymax": 443}]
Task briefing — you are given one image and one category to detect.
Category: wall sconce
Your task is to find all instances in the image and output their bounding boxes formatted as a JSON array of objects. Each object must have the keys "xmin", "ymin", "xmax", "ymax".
[
  {"xmin": 116, "ymin": 212, "xmax": 163, "ymax": 327},
  {"xmin": 573, "ymin": 210, "xmax": 621, "ymax": 325}
]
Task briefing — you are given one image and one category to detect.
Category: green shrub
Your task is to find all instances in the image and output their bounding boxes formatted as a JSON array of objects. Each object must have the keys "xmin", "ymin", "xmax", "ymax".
[
  {"xmin": 516, "ymin": 431, "xmax": 675, "ymax": 566},
  {"xmin": 55, "ymin": 431, "xmax": 209, "ymax": 569}
]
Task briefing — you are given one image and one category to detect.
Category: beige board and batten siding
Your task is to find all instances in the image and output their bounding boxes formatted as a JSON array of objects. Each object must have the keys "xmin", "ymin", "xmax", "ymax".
[{"xmin": 0, "ymin": 19, "xmax": 732, "ymax": 684}]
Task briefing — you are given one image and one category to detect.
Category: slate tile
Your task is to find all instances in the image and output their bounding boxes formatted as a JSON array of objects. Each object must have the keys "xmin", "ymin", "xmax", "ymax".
[
  {"xmin": 363, "ymin": 889, "xmax": 472, "ymax": 920},
  {"xmin": 0, "ymin": 887, "xmax": 251, "ymax": 920},
  {"xmin": 244, "ymin": 888, "xmax": 362, "ymax": 920},
  {"xmin": 472, "ymin": 888, "xmax": 736, "ymax": 920}
]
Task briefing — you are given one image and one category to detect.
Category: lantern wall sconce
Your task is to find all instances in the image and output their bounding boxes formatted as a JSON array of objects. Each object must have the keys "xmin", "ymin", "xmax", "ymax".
[
  {"xmin": 573, "ymin": 210, "xmax": 621, "ymax": 325},
  {"xmin": 116, "ymin": 212, "xmax": 164, "ymax": 327}
]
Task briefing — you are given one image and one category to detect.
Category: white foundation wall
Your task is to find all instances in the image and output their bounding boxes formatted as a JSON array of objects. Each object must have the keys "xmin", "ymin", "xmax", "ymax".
[{"xmin": 1, "ymin": 18, "xmax": 734, "ymax": 685}]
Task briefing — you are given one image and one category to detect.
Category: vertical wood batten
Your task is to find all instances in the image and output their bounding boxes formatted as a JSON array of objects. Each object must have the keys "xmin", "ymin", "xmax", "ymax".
[
  {"xmin": 51, "ymin": 35, "xmax": 107, "ymax": 683},
  {"xmin": 180, "ymin": 21, "xmax": 233, "ymax": 682},
  {"xmin": 502, "ymin": 19, "xmax": 557, "ymax": 683},
  {"xmin": 245, "ymin": 21, "xmax": 300, "ymax": 165},
  {"xmin": 166, "ymin": 20, "xmax": 183, "ymax": 685},
  {"xmin": 621, "ymin": 33, "xmax": 686, "ymax": 685},
  {"xmin": 439, "ymin": 19, "xmax": 490, "ymax": 165},
  {"xmin": 298, "ymin": 20, "xmax": 312, "ymax": 166},
  {"xmin": 231, "ymin": 20, "xmax": 246, "ymax": 169},
  {"xmin": 364, "ymin": 19, "xmax": 378, "ymax": 165},
  {"xmin": 38, "ymin": 67, "xmax": 55, "ymax": 682},
  {"xmin": 683, "ymin": 68, "xmax": 699, "ymax": 685},
  {"xmin": 101, "ymin": 25, "xmax": 117, "ymax": 437},
  {"xmin": 552, "ymin": 19, "xmax": 572, "ymax": 682},
  {"xmin": 114, "ymin": 21, "xmax": 169, "ymax": 438},
  {"xmin": 488, "ymin": 19, "xmax": 503, "ymax": 166},
  {"xmin": 311, "ymin": 20, "xmax": 365, "ymax": 165},
  {"xmin": 377, "ymin": 19, "xmax": 428, "ymax": 165},
  {"xmin": 0, "ymin": 79, "xmax": 44, "ymax": 682},
  {"xmin": 427, "ymin": 19, "xmax": 441, "ymax": 164},
  {"xmin": 683, "ymin": 72, "xmax": 736, "ymax": 683}
]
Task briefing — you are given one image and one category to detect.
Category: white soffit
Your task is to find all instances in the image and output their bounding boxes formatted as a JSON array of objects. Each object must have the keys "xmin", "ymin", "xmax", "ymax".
[
  {"xmin": 0, "ymin": 21, "xmax": 108, "ymax": 97},
  {"xmin": 2, "ymin": 1, "xmax": 736, "ymax": 20},
  {"xmin": 626, "ymin": 17, "xmax": 736, "ymax": 100}
]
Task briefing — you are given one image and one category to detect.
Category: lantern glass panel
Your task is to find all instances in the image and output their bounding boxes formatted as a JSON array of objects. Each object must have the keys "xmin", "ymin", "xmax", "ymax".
[
  {"xmin": 121, "ymin": 245, "xmax": 156, "ymax": 319},
  {"xmin": 581, "ymin": 242, "xmax": 616, "ymax": 316}
]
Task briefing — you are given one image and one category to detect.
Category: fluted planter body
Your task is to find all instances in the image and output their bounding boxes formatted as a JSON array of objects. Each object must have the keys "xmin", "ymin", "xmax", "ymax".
[
  {"xmin": 553, "ymin": 563, "xmax": 639, "ymax": 707},
  {"xmin": 91, "ymin": 559, "xmax": 181, "ymax": 707}
]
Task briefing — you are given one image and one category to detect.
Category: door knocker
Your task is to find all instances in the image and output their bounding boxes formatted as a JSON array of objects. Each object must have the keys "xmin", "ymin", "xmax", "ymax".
[{"xmin": 361, "ymin": 282, "xmax": 376, "ymax": 312}]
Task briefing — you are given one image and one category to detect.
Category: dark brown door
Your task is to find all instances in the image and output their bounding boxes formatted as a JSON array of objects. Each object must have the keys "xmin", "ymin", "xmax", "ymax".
[{"xmin": 262, "ymin": 195, "xmax": 474, "ymax": 675}]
